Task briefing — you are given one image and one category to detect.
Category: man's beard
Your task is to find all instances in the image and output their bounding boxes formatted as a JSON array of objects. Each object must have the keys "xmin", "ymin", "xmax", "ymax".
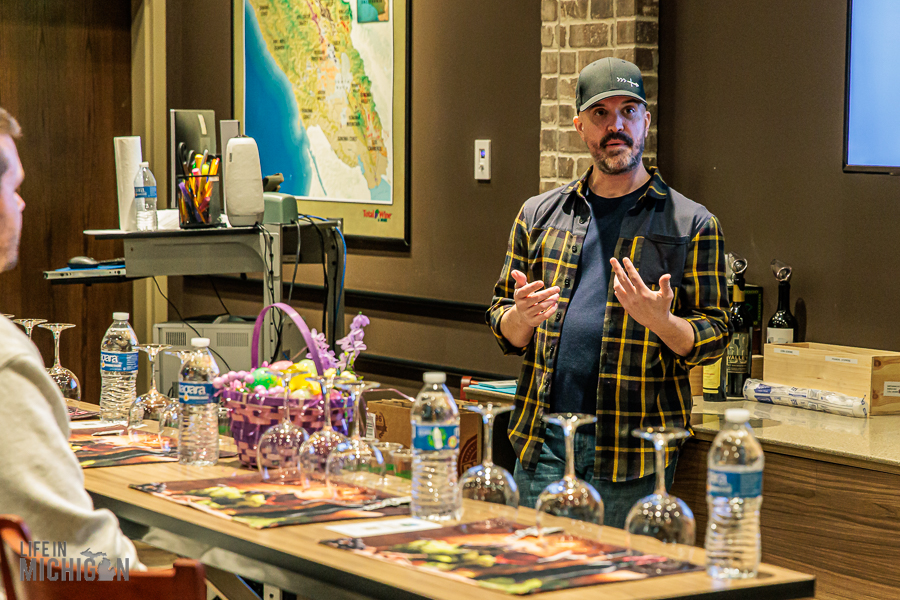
[
  {"xmin": 0, "ymin": 223, "xmax": 20, "ymax": 271},
  {"xmin": 592, "ymin": 131, "xmax": 645, "ymax": 175}
]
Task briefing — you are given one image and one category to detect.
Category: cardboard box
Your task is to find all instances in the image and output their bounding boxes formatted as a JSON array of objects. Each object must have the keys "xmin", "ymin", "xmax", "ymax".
[
  {"xmin": 763, "ymin": 342, "xmax": 900, "ymax": 416},
  {"xmin": 366, "ymin": 398, "xmax": 482, "ymax": 476}
]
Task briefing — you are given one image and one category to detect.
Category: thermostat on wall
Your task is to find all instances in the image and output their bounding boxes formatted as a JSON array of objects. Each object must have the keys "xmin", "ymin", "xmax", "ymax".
[{"xmin": 475, "ymin": 139, "xmax": 491, "ymax": 181}]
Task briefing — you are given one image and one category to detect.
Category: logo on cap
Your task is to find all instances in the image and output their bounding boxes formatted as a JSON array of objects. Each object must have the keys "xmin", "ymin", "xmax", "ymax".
[{"xmin": 617, "ymin": 77, "xmax": 639, "ymax": 88}]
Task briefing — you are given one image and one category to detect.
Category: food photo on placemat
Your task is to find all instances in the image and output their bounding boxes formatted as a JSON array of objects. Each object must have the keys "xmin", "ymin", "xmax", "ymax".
[
  {"xmin": 130, "ymin": 473, "xmax": 411, "ymax": 529},
  {"xmin": 321, "ymin": 518, "xmax": 701, "ymax": 595}
]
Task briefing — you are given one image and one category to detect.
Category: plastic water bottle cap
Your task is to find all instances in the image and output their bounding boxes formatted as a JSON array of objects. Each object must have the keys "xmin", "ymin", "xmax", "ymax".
[
  {"xmin": 112, "ymin": 312, "xmax": 129, "ymax": 321},
  {"xmin": 139, "ymin": 161, "xmax": 149, "ymax": 167},
  {"xmin": 724, "ymin": 408, "xmax": 750, "ymax": 423},
  {"xmin": 423, "ymin": 371, "xmax": 446, "ymax": 384},
  {"xmin": 191, "ymin": 337, "xmax": 210, "ymax": 348}
]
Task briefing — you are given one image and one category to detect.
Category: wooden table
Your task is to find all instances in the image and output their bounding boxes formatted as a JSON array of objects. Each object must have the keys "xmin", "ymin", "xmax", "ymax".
[{"xmin": 79, "ymin": 459, "xmax": 815, "ymax": 600}]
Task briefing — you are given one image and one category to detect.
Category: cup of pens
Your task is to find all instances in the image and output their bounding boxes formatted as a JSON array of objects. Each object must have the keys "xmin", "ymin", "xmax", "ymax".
[{"xmin": 176, "ymin": 154, "xmax": 221, "ymax": 228}]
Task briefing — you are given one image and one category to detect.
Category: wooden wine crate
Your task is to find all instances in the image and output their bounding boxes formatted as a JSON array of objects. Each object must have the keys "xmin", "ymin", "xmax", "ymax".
[{"xmin": 762, "ymin": 342, "xmax": 900, "ymax": 416}]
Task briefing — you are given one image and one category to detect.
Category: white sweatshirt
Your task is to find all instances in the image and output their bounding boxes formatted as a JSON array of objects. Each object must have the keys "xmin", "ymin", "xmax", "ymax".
[{"xmin": 0, "ymin": 316, "xmax": 140, "ymax": 570}]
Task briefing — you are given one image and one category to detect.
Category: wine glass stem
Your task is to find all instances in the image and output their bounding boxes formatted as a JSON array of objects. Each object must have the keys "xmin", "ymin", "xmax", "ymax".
[
  {"xmin": 350, "ymin": 391, "xmax": 364, "ymax": 440},
  {"xmin": 52, "ymin": 330, "xmax": 62, "ymax": 369},
  {"xmin": 482, "ymin": 412, "xmax": 494, "ymax": 466},
  {"xmin": 653, "ymin": 437, "xmax": 667, "ymax": 495},
  {"xmin": 563, "ymin": 421, "xmax": 576, "ymax": 480},
  {"xmin": 148, "ymin": 354, "xmax": 159, "ymax": 393},
  {"xmin": 322, "ymin": 382, "xmax": 333, "ymax": 429},
  {"xmin": 282, "ymin": 392, "xmax": 292, "ymax": 424}
]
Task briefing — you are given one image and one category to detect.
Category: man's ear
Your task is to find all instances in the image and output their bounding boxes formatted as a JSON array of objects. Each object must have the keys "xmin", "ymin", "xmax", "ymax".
[{"xmin": 573, "ymin": 114, "xmax": 582, "ymax": 133}]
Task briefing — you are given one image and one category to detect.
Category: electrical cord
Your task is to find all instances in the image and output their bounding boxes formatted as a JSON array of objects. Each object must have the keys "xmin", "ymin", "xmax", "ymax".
[
  {"xmin": 209, "ymin": 276, "xmax": 231, "ymax": 316},
  {"xmin": 255, "ymin": 224, "xmax": 283, "ymax": 363},
  {"xmin": 271, "ymin": 220, "xmax": 303, "ymax": 361},
  {"xmin": 152, "ymin": 276, "xmax": 233, "ymax": 372},
  {"xmin": 300, "ymin": 214, "xmax": 346, "ymax": 347},
  {"xmin": 297, "ymin": 215, "xmax": 328, "ymax": 335}
]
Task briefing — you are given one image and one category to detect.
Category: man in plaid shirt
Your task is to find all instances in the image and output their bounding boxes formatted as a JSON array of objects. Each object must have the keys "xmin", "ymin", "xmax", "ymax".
[{"xmin": 487, "ymin": 58, "xmax": 731, "ymax": 527}]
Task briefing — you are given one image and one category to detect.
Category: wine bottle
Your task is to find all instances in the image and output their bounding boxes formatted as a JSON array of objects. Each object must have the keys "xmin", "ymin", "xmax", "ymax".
[
  {"xmin": 767, "ymin": 260, "xmax": 798, "ymax": 344},
  {"xmin": 725, "ymin": 254, "xmax": 753, "ymax": 399},
  {"xmin": 702, "ymin": 358, "xmax": 726, "ymax": 402}
]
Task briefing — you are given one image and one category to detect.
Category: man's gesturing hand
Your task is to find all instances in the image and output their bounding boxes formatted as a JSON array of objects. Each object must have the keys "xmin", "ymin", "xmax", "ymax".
[
  {"xmin": 610, "ymin": 257, "xmax": 674, "ymax": 332},
  {"xmin": 510, "ymin": 269, "xmax": 560, "ymax": 327}
]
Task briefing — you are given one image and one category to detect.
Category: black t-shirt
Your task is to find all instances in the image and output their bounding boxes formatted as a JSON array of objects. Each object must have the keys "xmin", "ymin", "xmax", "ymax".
[{"xmin": 549, "ymin": 179, "xmax": 651, "ymax": 415}]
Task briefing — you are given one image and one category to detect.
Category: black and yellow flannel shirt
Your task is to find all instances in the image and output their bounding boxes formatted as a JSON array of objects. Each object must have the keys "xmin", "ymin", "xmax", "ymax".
[{"xmin": 487, "ymin": 167, "xmax": 731, "ymax": 482}]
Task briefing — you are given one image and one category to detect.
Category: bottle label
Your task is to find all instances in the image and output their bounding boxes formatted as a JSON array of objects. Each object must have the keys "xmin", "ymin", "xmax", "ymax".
[
  {"xmin": 702, "ymin": 360, "xmax": 723, "ymax": 394},
  {"xmin": 766, "ymin": 328, "xmax": 794, "ymax": 344},
  {"xmin": 134, "ymin": 185, "xmax": 157, "ymax": 199},
  {"xmin": 725, "ymin": 332, "xmax": 751, "ymax": 373},
  {"xmin": 412, "ymin": 424, "xmax": 459, "ymax": 452},
  {"xmin": 708, "ymin": 468, "xmax": 763, "ymax": 498},
  {"xmin": 100, "ymin": 351, "xmax": 138, "ymax": 372},
  {"xmin": 179, "ymin": 382, "xmax": 216, "ymax": 406}
]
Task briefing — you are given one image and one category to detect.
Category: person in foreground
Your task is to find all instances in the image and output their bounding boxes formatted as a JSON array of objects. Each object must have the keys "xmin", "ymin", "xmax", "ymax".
[
  {"xmin": 487, "ymin": 59, "xmax": 732, "ymax": 528},
  {"xmin": 0, "ymin": 107, "xmax": 141, "ymax": 569}
]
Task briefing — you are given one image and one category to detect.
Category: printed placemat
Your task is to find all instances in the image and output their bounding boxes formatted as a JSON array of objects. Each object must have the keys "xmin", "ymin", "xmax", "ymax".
[
  {"xmin": 130, "ymin": 474, "xmax": 410, "ymax": 529},
  {"xmin": 70, "ymin": 432, "xmax": 179, "ymax": 468},
  {"xmin": 67, "ymin": 405, "xmax": 100, "ymax": 420},
  {"xmin": 70, "ymin": 432, "xmax": 237, "ymax": 468},
  {"xmin": 321, "ymin": 518, "xmax": 701, "ymax": 595}
]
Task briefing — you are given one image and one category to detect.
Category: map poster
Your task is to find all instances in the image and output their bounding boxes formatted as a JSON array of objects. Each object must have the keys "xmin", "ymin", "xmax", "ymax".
[
  {"xmin": 235, "ymin": 0, "xmax": 409, "ymax": 245},
  {"xmin": 357, "ymin": 0, "xmax": 389, "ymax": 23}
]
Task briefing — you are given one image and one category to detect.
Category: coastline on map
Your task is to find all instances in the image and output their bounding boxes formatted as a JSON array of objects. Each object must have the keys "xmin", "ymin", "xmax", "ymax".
[{"xmin": 244, "ymin": 0, "xmax": 313, "ymax": 198}]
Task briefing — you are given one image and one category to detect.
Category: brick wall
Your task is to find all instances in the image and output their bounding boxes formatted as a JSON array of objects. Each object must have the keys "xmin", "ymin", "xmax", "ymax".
[{"xmin": 540, "ymin": 0, "xmax": 659, "ymax": 193}]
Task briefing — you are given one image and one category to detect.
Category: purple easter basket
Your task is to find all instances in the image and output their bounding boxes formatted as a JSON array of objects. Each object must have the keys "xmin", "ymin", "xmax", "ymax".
[{"xmin": 222, "ymin": 302, "xmax": 350, "ymax": 467}]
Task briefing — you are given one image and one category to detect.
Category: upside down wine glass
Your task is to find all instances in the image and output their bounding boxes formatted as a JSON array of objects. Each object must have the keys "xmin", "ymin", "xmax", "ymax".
[
  {"xmin": 535, "ymin": 413, "xmax": 604, "ymax": 534},
  {"xmin": 372, "ymin": 441, "xmax": 405, "ymax": 487},
  {"xmin": 126, "ymin": 344, "xmax": 172, "ymax": 442},
  {"xmin": 13, "ymin": 318, "xmax": 47, "ymax": 339},
  {"xmin": 38, "ymin": 323, "xmax": 81, "ymax": 402},
  {"xmin": 327, "ymin": 380, "xmax": 385, "ymax": 489},
  {"xmin": 298, "ymin": 374, "xmax": 350, "ymax": 485},
  {"xmin": 460, "ymin": 403, "xmax": 519, "ymax": 516},
  {"xmin": 257, "ymin": 369, "xmax": 309, "ymax": 482},
  {"xmin": 624, "ymin": 427, "xmax": 695, "ymax": 557}
]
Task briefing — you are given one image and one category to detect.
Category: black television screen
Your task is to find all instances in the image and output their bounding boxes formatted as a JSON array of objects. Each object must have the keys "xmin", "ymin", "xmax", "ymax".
[{"xmin": 844, "ymin": 0, "xmax": 900, "ymax": 173}]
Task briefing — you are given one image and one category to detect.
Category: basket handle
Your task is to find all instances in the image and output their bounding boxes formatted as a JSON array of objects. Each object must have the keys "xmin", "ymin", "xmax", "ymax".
[{"xmin": 251, "ymin": 303, "xmax": 324, "ymax": 375}]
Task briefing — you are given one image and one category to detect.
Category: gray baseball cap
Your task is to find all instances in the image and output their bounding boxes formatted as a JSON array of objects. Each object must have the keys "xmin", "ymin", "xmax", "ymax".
[{"xmin": 575, "ymin": 57, "xmax": 646, "ymax": 112}]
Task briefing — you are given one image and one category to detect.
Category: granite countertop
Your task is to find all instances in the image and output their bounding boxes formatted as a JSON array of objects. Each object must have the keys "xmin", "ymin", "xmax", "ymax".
[{"xmin": 690, "ymin": 397, "xmax": 900, "ymax": 474}]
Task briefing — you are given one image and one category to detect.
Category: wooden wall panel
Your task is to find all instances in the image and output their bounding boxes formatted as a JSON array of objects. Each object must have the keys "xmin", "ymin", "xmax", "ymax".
[
  {"xmin": 672, "ymin": 439, "xmax": 900, "ymax": 600},
  {"xmin": 0, "ymin": 0, "xmax": 133, "ymax": 403}
]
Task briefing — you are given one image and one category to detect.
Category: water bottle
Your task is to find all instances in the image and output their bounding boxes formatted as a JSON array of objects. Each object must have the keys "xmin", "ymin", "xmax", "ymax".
[
  {"xmin": 178, "ymin": 338, "xmax": 220, "ymax": 466},
  {"xmin": 99, "ymin": 312, "xmax": 138, "ymax": 423},
  {"xmin": 134, "ymin": 161, "xmax": 158, "ymax": 231},
  {"xmin": 410, "ymin": 372, "xmax": 462, "ymax": 521},
  {"xmin": 705, "ymin": 408, "xmax": 764, "ymax": 579}
]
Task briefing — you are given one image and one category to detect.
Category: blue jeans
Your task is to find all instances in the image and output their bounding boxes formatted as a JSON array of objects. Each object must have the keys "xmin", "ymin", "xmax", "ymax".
[{"xmin": 513, "ymin": 424, "xmax": 678, "ymax": 529}]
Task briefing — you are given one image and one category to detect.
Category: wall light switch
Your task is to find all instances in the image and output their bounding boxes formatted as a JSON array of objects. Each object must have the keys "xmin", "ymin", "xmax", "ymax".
[{"xmin": 475, "ymin": 139, "xmax": 491, "ymax": 181}]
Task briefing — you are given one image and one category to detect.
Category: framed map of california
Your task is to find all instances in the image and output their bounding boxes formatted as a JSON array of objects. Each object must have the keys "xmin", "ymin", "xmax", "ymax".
[{"xmin": 234, "ymin": 0, "xmax": 409, "ymax": 246}]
